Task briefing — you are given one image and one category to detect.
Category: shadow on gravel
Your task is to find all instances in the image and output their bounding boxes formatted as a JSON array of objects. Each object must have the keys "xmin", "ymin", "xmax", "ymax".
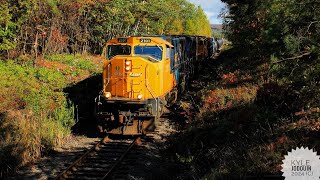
[
  {"xmin": 64, "ymin": 74, "xmax": 102, "ymax": 137},
  {"xmin": 10, "ymin": 145, "xmax": 97, "ymax": 180}
]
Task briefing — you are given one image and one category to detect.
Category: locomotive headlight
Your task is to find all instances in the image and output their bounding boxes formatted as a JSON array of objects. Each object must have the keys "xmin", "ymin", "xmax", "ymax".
[
  {"xmin": 125, "ymin": 60, "xmax": 131, "ymax": 65},
  {"xmin": 137, "ymin": 94, "xmax": 143, "ymax": 100},
  {"xmin": 105, "ymin": 92, "xmax": 111, "ymax": 98},
  {"xmin": 125, "ymin": 60, "xmax": 132, "ymax": 71},
  {"xmin": 125, "ymin": 66, "xmax": 131, "ymax": 71}
]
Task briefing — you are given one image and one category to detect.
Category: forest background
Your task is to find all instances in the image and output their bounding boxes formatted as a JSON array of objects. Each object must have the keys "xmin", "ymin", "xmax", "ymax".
[
  {"xmin": 0, "ymin": 0, "xmax": 212, "ymax": 177},
  {"xmin": 0, "ymin": 0, "xmax": 212, "ymax": 59}
]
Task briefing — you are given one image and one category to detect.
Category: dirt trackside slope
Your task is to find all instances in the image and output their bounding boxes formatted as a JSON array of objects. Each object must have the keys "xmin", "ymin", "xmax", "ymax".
[{"xmin": 163, "ymin": 47, "xmax": 320, "ymax": 179}]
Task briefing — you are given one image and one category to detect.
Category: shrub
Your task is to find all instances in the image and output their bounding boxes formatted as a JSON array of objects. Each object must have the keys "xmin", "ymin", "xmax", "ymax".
[
  {"xmin": 0, "ymin": 59, "xmax": 75, "ymax": 177},
  {"xmin": 35, "ymin": 67, "xmax": 67, "ymax": 89},
  {"xmin": 45, "ymin": 53, "xmax": 100, "ymax": 74}
]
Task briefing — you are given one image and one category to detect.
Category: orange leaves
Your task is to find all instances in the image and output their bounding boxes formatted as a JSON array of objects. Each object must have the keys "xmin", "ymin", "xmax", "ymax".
[
  {"xmin": 220, "ymin": 70, "xmax": 254, "ymax": 86},
  {"xmin": 276, "ymin": 136, "xmax": 288, "ymax": 145},
  {"xmin": 203, "ymin": 85, "xmax": 258, "ymax": 112},
  {"xmin": 221, "ymin": 72, "xmax": 236, "ymax": 85},
  {"xmin": 82, "ymin": 0, "xmax": 95, "ymax": 5},
  {"xmin": 295, "ymin": 108, "xmax": 320, "ymax": 117},
  {"xmin": 291, "ymin": 107, "xmax": 320, "ymax": 131},
  {"xmin": 266, "ymin": 135, "xmax": 289, "ymax": 152},
  {"xmin": 311, "ymin": 121, "xmax": 320, "ymax": 131},
  {"xmin": 46, "ymin": 27, "xmax": 68, "ymax": 54}
]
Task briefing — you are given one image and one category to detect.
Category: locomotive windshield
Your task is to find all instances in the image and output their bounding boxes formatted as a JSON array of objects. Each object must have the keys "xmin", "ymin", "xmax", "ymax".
[
  {"xmin": 107, "ymin": 45, "xmax": 131, "ymax": 59},
  {"xmin": 134, "ymin": 46, "xmax": 163, "ymax": 61}
]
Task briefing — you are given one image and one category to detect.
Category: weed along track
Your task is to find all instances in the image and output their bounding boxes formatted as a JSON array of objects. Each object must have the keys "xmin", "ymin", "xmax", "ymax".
[{"xmin": 55, "ymin": 136, "xmax": 140, "ymax": 179}]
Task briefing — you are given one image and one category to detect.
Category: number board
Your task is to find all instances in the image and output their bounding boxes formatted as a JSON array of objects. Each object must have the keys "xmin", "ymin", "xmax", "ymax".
[
  {"xmin": 140, "ymin": 38, "xmax": 151, "ymax": 43},
  {"xmin": 118, "ymin": 38, "xmax": 128, "ymax": 43}
]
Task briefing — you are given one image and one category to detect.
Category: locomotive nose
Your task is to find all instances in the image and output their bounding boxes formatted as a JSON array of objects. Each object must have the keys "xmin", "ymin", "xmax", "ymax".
[{"xmin": 105, "ymin": 57, "xmax": 146, "ymax": 100}]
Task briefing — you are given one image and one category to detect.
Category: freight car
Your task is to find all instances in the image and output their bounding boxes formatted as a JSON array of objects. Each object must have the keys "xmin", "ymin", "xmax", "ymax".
[
  {"xmin": 95, "ymin": 35, "xmax": 216, "ymax": 135},
  {"xmin": 213, "ymin": 37, "xmax": 224, "ymax": 54}
]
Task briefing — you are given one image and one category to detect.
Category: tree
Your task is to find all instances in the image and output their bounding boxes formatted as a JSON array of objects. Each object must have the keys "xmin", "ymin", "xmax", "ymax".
[
  {"xmin": 221, "ymin": 0, "xmax": 320, "ymax": 111},
  {"xmin": 0, "ymin": 2, "xmax": 16, "ymax": 55},
  {"xmin": 0, "ymin": 0, "xmax": 213, "ymax": 58}
]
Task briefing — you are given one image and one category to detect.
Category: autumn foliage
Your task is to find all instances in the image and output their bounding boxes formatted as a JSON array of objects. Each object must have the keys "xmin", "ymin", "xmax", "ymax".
[{"xmin": 0, "ymin": 0, "xmax": 212, "ymax": 59}]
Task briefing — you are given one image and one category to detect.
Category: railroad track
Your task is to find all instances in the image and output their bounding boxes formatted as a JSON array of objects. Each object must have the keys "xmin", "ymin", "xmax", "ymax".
[{"xmin": 55, "ymin": 136, "xmax": 140, "ymax": 180}]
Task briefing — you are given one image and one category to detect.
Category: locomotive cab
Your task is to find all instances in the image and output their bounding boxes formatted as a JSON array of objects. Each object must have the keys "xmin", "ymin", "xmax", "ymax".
[{"xmin": 95, "ymin": 37, "xmax": 176, "ymax": 135}]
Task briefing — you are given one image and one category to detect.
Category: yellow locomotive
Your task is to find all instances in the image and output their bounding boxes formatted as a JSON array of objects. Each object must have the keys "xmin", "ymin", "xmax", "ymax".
[{"xmin": 95, "ymin": 35, "xmax": 215, "ymax": 135}]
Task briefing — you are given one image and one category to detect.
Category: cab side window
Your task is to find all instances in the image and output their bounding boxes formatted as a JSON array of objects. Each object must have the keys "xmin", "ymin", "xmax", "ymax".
[
  {"xmin": 166, "ymin": 47, "xmax": 170, "ymax": 59},
  {"xmin": 169, "ymin": 47, "xmax": 175, "ymax": 73}
]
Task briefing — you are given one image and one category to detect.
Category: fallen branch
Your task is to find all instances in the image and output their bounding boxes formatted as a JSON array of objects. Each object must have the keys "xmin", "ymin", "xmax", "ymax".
[
  {"xmin": 271, "ymin": 52, "xmax": 311, "ymax": 64},
  {"xmin": 307, "ymin": 21, "xmax": 320, "ymax": 33},
  {"xmin": 266, "ymin": 51, "xmax": 311, "ymax": 79}
]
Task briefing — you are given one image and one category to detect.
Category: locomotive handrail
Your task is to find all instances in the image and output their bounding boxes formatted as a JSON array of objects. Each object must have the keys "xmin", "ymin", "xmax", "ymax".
[
  {"xmin": 106, "ymin": 64, "xmax": 111, "ymax": 87},
  {"xmin": 144, "ymin": 65, "xmax": 156, "ymax": 98},
  {"xmin": 144, "ymin": 64, "xmax": 159, "ymax": 118},
  {"xmin": 130, "ymin": 79, "xmax": 133, "ymax": 99}
]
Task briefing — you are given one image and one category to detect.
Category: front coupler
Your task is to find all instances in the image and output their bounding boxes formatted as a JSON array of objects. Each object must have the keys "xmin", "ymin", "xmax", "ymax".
[{"xmin": 95, "ymin": 95, "xmax": 156, "ymax": 135}]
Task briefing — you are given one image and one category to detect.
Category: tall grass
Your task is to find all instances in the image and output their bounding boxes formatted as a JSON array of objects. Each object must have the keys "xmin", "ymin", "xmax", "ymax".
[
  {"xmin": 45, "ymin": 53, "xmax": 101, "ymax": 74},
  {"xmin": 0, "ymin": 55, "xmax": 98, "ymax": 177},
  {"xmin": 0, "ymin": 108, "xmax": 73, "ymax": 172}
]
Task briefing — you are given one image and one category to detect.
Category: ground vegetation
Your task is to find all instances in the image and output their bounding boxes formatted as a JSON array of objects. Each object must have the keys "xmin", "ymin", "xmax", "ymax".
[{"xmin": 164, "ymin": 0, "xmax": 320, "ymax": 178}]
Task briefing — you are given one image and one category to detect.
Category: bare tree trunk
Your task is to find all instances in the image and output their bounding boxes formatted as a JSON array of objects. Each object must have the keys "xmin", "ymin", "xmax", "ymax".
[
  {"xmin": 134, "ymin": 20, "xmax": 140, "ymax": 35},
  {"xmin": 82, "ymin": 42, "xmax": 87, "ymax": 55},
  {"xmin": 33, "ymin": 32, "xmax": 39, "ymax": 67},
  {"xmin": 22, "ymin": 28, "xmax": 27, "ymax": 54}
]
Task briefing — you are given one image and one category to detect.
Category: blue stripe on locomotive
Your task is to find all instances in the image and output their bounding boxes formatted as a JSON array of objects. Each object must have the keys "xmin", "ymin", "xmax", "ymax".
[{"xmin": 171, "ymin": 37, "xmax": 180, "ymax": 83}]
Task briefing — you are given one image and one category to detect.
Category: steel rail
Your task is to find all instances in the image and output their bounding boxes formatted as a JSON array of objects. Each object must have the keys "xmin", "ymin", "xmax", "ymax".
[
  {"xmin": 101, "ymin": 137, "xmax": 138, "ymax": 180},
  {"xmin": 55, "ymin": 137, "xmax": 106, "ymax": 180},
  {"xmin": 55, "ymin": 136, "xmax": 138, "ymax": 180}
]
